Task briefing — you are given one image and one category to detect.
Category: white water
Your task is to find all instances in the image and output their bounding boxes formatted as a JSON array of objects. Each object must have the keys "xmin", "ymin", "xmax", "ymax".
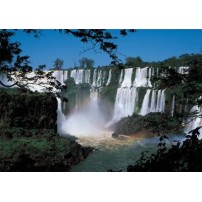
[
  {"xmin": 84, "ymin": 69, "xmax": 91, "ymax": 84},
  {"xmin": 139, "ymin": 89, "xmax": 151, "ymax": 115},
  {"xmin": 63, "ymin": 70, "xmax": 68, "ymax": 83},
  {"xmin": 178, "ymin": 66, "xmax": 189, "ymax": 74},
  {"xmin": 106, "ymin": 69, "xmax": 112, "ymax": 85},
  {"xmin": 119, "ymin": 69, "xmax": 123, "ymax": 85},
  {"xmin": 107, "ymin": 68, "xmax": 137, "ymax": 126},
  {"xmin": 107, "ymin": 67, "xmax": 160, "ymax": 126},
  {"xmin": 139, "ymin": 89, "xmax": 165, "ymax": 116},
  {"xmin": 91, "ymin": 69, "xmax": 97, "ymax": 87},
  {"xmin": 97, "ymin": 70, "xmax": 103, "ymax": 87},
  {"xmin": 109, "ymin": 87, "xmax": 138, "ymax": 124},
  {"xmin": 70, "ymin": 69, "xmax": 84, "ymax": 84},
  {"xmin": 133, "ymin": 67, "xmax": 152, "ymax": 87},
  {"xmin": 121, "ymin": 68, "xmax": 133, "ymax": 87}
]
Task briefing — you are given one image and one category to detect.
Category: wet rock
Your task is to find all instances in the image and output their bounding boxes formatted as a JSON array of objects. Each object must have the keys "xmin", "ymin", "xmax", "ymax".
[{"xmin": 112, "ymin": 132, "xmax": 119, "ymax": 138}]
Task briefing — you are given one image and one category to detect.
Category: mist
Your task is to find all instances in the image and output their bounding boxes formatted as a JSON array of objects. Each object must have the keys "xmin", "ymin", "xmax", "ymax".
[{"xmin": 57, "ymin": 91, "xmax": 106, "ymax": 137}]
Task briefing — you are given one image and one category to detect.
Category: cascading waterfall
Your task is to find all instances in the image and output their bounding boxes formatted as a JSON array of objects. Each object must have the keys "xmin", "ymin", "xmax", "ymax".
[
  {"xmin": 97, "ymin": 69, "xmax": 103, "ymax": 87},
  {"xmin": 150, "ymin": 90, "xmax": 157, "ymax": 112},
  {"xmin": 53, "ymin": 70, "xmax": 64, "ymax": 85},
  {"xmin": 106, "ymin": 68, "xmax": 138, "ymax": 126},
  {"xmin": 139, "ymin": 89, "xmax": 151, "ymax": 116},
  {"xmin": 102, "ymin": 70, "xmax": 106, "ymax": 85},
  {"xmin": 121, "ymin": 68, "xmax": 133, "ymax": 87},
  {"xmin": 92, "ymin": 69, "xmax": 97, "ymax": 87},
  {"xmin": 139, "ymin": 89, "xmax": 165, "ymax": 116},
  {"xmin": 119, "ymin": 69, "xmax": 123, "ymax": 84},
  {"xmin": 84, "ymin": 69, "xmax": 91, "ymax": 84},
  {"xmin": 106, "ymin": 69, "xmax": 112, "ymax": 85},
  {"xmin": 63, "ymin": 70, "xmax": 68, "ymax": 83},
  {"xmin": 107, "ymin": 67, "xmax": 166, "ymax": 126},
  {"xmin": 56, "ymin": 97, "xmax": 67, "ymax": 135},
  {"xmin": 109, "ymin": 87, "xmax": 137, "ymax": 124},
  {"xmin": 3, "ymin": 65, "xmax": 201, "ymax": 137},
  {"xmin": 133, "ymin": 67, "xmax": 152, "ymax": 87},
  {"xmin": 70, "ymin": 69, "xmax": 84, "ymax": 84}
]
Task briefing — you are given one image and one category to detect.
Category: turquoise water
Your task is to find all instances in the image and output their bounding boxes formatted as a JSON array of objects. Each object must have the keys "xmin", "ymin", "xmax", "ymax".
[{"xmin": 71, "ymin": 134, "xmax": 159, "ymax": 172}]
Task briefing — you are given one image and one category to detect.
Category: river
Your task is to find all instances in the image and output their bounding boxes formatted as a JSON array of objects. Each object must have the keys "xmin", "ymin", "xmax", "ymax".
[{"xmin": 71, "ymin": 132, "xmax": 160, "ymax": 172}]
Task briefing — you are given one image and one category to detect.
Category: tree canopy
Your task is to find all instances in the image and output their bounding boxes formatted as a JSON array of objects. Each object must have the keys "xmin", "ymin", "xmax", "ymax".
[
  {"xmin": 79, "ymin": 57, "xmax": 94, "ymax": 69},
  {"xmin": 53, "ymin": 58, "xmax": 64, "ymax": 70}
]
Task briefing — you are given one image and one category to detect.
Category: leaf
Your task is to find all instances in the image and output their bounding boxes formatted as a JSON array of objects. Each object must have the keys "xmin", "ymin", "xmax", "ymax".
[
  {"xmin": 120, "ymin": 29, "xmax": 127, "ymax": 36},
  {"xmin": 158, "ymin": 143, "xmax": 162, "ymax": 147}
]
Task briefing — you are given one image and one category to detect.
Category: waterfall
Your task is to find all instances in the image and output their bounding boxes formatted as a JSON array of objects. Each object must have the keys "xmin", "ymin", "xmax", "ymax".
[
  {"xmin": 106, "ymin": 69, "xmax": 112, "ymax": 85},
  {"xmin": 106, "ymin": 68, "xmax": 137, "ymax": 126},
  {"xmin": 84, "ymin": 69, "xmax": 91, "ymax": 84},
  {"xmin": 150, "ymin": 90, "xmax": 157, "ymax": 112},
  {"xmin": 156, "ymin": 90, "xmax": 162, "ymax": 112},
  {"xmin": 111, "ymin": 87, "xmax": 137, "ymax": 122},
  {"xmin": 160, "ymin": 89, "xmax": 165, "ymax": 112},
  {"xmin": 97, "ymin": 69, "xmax": 103, "ymax": 87},
  {"xmin": 133, "ymin": 67, "xmax": 151, "ymax": 87},
  {"xmin": 121, "ymin": 68, "xmax": 133, "ymax": 87},
  {"xmin": 56, "ymin": 97, "xmax": 67, "ymax": 135},
  {"xmin": 53, "ymin": 70, "xmax": 64, "ymax": 85},
  {"xmin": 92, "ymin": 69, "xmax": 97, "ymax": 87},
  {"xmin": 171, "ymin": 95, "xmax": 175, "ymax": 117},
  {"xmin": 63, "ymin": 70, "xmax": 68, "ymax": 83},
  {"xmin": 102, "ymin": 70, "xmax": 106, "ymax": 85},
  {"xmin": 90, "ymin": 89, "xmax": 99, "ymax": 113},
  {"xmin": 178, "ymin": 66, "xmax": 189, "ymax": 74},
  {"xmin": 139, "ymin": 89, "xmax": 165, "ymax": 116},
  {"xmin": 70, "ymin": 69, "xmax": 84, "ymax": 84},
  {"xmin": 119, "ymin": 69, "xmax": 123, "ymax": 85},
  {"xmin": 69, "ymin": 69, "xmax": 91, "ymax": 84},
  {"xmin": 106, "ymin": 67, "xmax": 165, "ymax": 126},
  {"xmin": 139, "ymin": 89, "xmax": 151, "ymax": 115}
]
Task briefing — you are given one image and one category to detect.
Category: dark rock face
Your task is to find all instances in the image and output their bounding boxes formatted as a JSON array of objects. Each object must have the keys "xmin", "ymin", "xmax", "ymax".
[{"xmin": 112, "ymin": 132, "xmax": 119, "ymax": 138}]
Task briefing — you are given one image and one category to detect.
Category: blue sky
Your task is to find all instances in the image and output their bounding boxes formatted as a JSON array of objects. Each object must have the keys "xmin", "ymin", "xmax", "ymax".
[{"xmin": 11, "ymin": 29, "xmax": 202, "ymax": 69}]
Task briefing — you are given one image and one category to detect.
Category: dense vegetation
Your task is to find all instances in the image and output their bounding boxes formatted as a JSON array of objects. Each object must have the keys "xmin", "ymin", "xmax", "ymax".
[
  {"xmin": 113, "ymin": 112, "xmax": 183, "ymax": 136},
  {"xmin": 124, "ymin": 54, "xmax": 202, "ymax": 69},
  {"xmin": 0, "ymin": 88, "xmax": 93, "ymax": 171},
  {"xmin": 127, "ymin": 128, "xmax": 202, "ymax": 171}
]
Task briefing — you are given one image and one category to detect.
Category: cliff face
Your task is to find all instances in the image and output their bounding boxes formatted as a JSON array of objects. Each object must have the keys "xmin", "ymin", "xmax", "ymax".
[{"xmin": 0, "ymin": 89, "xmax": 93, "ymax": 171}]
